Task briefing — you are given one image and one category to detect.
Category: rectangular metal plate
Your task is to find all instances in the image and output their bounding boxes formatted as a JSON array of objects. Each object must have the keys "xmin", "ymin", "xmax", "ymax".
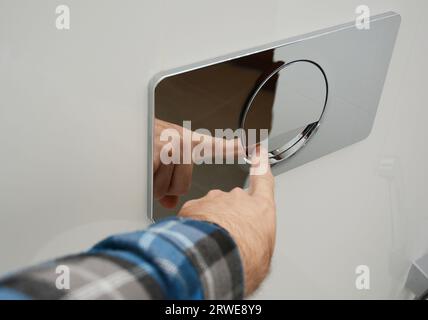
[{"xmin": 148, "ymin": 12, "xmax": 401, "ymax": 221}]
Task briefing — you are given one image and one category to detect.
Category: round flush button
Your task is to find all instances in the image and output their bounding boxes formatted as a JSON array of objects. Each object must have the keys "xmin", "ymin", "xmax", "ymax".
[{"xmin": 240, "ymin": 59, "xmax": 328, "ymax": 165}]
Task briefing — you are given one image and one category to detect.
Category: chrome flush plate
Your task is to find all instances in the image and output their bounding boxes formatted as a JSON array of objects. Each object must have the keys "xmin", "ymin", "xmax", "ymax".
[{"xmin": 148, "ymin": 12, "xmax": 401, "ymax": 220}]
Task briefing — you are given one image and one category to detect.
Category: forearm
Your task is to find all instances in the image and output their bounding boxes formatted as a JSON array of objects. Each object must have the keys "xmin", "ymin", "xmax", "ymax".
[{"xmin": 0, "ymin": 217, "xmax": 243, "ymax": 300}]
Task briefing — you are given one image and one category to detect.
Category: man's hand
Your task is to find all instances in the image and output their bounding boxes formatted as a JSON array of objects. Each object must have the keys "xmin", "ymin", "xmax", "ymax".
[
  {"xmin": 178, "ymin": 148, "xmax": 276, "ymax": 296},
  {"xmin": 153, "ymin": 119, "xmax": 195, "ymax": 208},
  {"xmin": 153, "ymin": 119, "xmax": 244, "ymax": 209}
]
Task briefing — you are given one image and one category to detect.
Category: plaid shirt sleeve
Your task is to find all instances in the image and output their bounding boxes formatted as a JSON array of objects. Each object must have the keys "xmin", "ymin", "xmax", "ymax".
[{"xmin": 0, "ymin": 217, "xmax": 244, "ymax": 300}]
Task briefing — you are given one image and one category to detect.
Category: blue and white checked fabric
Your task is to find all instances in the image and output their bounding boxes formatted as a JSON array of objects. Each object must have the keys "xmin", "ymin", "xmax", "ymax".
[{"xmin": 0, "ymin": 217, "xmax": 244, "ymax": 300}]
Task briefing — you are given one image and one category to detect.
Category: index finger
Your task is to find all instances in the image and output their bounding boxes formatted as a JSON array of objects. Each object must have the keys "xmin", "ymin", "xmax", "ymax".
[
  {"xmin": 192, "ymin": 132, "xmax": 245, "ymax": 163},
  {"xmin": 248, "ymin": 146, "xmax": 274, "ymax": 202}
]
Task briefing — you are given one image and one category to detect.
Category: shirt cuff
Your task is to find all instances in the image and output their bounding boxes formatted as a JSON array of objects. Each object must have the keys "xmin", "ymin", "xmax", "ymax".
[{"xmin": 92, "ymin": 217, "xmax": 244, "ymax": 300}]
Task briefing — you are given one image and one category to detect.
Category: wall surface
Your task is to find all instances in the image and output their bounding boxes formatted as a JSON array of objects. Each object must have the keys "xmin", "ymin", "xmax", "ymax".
[{"xmin": 0, "ymin": 0, "xmax": 427, "ymax": 299}]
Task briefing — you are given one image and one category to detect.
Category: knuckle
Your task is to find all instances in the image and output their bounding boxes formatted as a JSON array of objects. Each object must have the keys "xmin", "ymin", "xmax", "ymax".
[
  {"xmin": 180, "ymin": 199, "xmax": 197, "ymax": 211},
  {"xmin": 207, "ymin": 189, "xmax": 223, "ymax": 197},
  {"xmin": 231, "ymin": 187, "xmax": 245, "ymax": 195}
]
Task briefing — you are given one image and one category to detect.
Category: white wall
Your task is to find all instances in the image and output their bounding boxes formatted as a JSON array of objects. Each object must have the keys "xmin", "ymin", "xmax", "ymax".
[{"xmin": 0, "ymin": 0, "xmax": 427, "ymax": 299}]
